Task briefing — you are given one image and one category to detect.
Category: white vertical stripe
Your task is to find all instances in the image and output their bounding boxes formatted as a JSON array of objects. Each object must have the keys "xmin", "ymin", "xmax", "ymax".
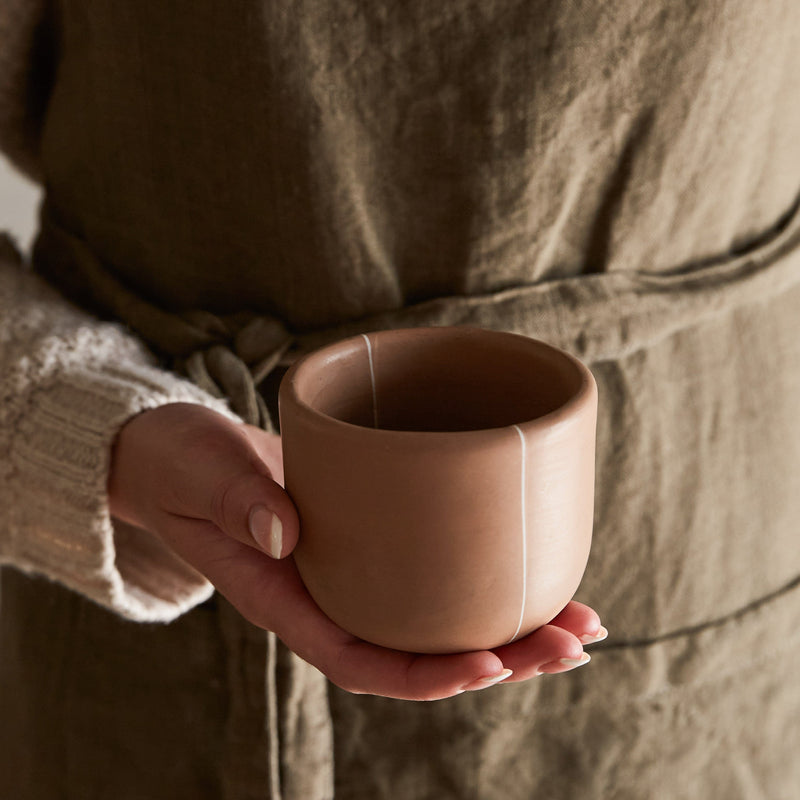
[
  {"xmin": 361, "ymin": 333, "xmax": 379, "ymax": 429},
  {"xmin": 506, "ymin": 424, "xmax": 528, "ymax": 644}
]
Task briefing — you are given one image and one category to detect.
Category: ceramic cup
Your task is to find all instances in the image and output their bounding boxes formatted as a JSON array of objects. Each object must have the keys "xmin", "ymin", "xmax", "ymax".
[{"xmin": 278, "ymin": 326, "xmax": 597, "ymax": 654}]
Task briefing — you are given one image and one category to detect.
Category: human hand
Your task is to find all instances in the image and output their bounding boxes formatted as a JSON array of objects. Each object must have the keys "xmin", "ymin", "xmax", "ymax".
[{"xmin": 108, "ymin": 403, "xmax": 605, "ymax": 700}]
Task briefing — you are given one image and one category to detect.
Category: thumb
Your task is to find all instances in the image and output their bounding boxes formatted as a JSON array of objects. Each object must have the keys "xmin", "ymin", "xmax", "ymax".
[
  {"xmin": 207, "ymin": 468, "xmax": 300, "ymax": 559},
  {"xmin": 163, "ymin": 406, "xmax": 300, "ymax": 558},
  {"xmin": 110, "ymin": 403, "xmax": 300, "ymax": 559}
]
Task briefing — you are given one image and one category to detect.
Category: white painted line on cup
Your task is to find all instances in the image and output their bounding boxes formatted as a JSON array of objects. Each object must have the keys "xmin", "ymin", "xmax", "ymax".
[
  {"xmin": 506, "ymin": 424, "xmax": 528, "ymax": 644},
  {"xmin": 361, "ymin": 333, "xmax": 379, "ymax": 429}
]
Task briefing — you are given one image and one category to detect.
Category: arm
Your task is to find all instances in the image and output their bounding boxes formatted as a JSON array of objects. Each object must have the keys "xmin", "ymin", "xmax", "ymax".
[
  {"xmin": 0, "ymin": 237, "xmax": 242, "ymax": 620},
  {"xmin": 0, "ymin": 0, "xmax": 241, "ymax": 621}
]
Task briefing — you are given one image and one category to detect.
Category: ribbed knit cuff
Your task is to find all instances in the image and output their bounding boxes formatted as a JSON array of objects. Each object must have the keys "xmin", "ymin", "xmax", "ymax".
[{"xmin": 2, "ymin": 356, "xmax": 241, "ymax": 622}]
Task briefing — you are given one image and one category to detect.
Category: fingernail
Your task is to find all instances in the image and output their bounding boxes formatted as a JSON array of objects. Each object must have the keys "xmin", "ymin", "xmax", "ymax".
[
  {"xmin": 537, "ymin": 652, "xmax": 591, "ymax": 675},
  {"xmin": 462, "ymin": 668, "xmax": 513, "ymax": 692},
  {"xmin": 249, "ymin": 505, "xmax": 283, "ymax": 558},
  {"xmin": 557, "ymin": 653, "xmax": 592, "ymax": 671},
  {"xmin": 579, "ymin": 625, "xmax": 608, "ymax": 645},
  {"xmin": 558, "ymin": 653, "xmax": 591, "ymax": 670}
]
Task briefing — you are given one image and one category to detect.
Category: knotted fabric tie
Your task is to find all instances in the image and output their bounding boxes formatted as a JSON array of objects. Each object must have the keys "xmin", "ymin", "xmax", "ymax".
[
  {"xmin": 177, "ymin": 313, "xmax": 292, "ymax": 428},
  {"xmin": 33, "ymin": 202, "xmax": 293, "ymax": 428}
]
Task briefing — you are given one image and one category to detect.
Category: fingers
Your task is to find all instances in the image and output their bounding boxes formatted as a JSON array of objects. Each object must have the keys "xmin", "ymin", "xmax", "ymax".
[
  {"xmin": 324, "ymin": 641, "xmax": 510, "ymax": 701},
  {"xmin": 548, "ymin": 601, "xmax": 606, "ymax": 644},
  {"xmin": 491, "ymin": 602, "xmax": 607, "ymax": 683},
  {"xmin": 491, "ymin": 623, "xmax": 584, "ymax": 682}
]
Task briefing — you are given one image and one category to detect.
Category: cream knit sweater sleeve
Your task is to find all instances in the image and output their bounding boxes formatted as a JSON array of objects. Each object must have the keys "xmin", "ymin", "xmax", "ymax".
[
  {"xmin": 0, "ymin": 235, "xmax": 242, "ymax": 621},
  {"xmin": 0, "ymin": 0, "xmax": 244, "ymax": 622}
]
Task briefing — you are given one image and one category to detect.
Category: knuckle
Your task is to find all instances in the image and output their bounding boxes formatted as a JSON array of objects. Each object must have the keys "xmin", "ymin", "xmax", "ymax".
[
  {"xmin": 209, "ymin": 475, "xmax": 240, "ymax": 532},
  {"xmin": 327, "ymin": 648, "xmax": 361, "ymax": 694}
]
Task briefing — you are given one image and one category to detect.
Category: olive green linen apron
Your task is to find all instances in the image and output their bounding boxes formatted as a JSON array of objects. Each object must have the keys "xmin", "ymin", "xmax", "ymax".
[{"xmin": 3, "ymin": 1, "xmax": 800, "ymax": 798}]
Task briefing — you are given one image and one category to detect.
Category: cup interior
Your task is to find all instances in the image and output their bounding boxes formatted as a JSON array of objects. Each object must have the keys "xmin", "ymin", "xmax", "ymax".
[{"xmin": 292, "ymin": 328, "xmax": 584, "ymax": 433}]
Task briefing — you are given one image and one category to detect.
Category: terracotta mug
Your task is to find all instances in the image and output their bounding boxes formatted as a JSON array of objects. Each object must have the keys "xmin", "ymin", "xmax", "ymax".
[{"xmin": 279, "ymin": 326, "xmax": 597, "ymax": 654}]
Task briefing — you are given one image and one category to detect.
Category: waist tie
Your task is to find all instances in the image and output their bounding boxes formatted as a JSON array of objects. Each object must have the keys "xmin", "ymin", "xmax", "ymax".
[{"xmin": 33, "ymin": 193, "xmax": 800, "ymax": 430}]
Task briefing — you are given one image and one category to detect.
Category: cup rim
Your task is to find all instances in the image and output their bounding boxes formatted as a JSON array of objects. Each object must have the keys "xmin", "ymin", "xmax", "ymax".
[{"xmin": 279, "ymin": 326, "xmax": 597, "ymax": 441}]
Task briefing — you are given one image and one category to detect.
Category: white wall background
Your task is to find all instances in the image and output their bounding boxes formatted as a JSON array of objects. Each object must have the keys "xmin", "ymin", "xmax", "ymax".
[{"xmin": 0, "ymin": 155, "xmax": 42, "ymax": 253}]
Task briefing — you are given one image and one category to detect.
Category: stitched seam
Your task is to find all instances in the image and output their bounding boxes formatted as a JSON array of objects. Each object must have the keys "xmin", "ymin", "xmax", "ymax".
[{"xmin": 602, "ymin": 571, "xmax": 800, "ymax": 650}]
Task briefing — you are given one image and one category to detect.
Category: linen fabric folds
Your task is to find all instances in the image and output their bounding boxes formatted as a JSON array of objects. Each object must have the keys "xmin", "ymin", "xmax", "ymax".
[{"xmin": 2, "ymin": 1, "xmax": 800, "ymax": 798}]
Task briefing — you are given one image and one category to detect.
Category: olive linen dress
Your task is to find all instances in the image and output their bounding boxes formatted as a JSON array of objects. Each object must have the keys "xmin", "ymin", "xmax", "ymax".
[{"xmin": 2, "ymin": 1, "xmax": 800, "ymax": 798}]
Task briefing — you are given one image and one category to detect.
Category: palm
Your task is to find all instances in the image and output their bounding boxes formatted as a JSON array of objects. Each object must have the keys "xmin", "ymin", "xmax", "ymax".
[{"xmin": 172, "ymin": 520, "xmax": 598, "ymax": 699}]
